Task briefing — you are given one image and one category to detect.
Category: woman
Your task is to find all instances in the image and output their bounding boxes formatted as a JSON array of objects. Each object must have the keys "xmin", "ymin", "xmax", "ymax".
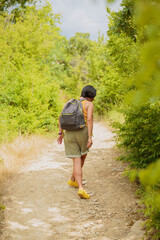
[{"xmin": 57, "ymin": 85, "xmax": 96, "ymax": 199}]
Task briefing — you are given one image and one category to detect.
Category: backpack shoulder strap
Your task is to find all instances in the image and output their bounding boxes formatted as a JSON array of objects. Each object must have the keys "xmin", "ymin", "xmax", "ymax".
[{"xmin": 79, "ymin": 98, "xmax": 86, "ymax": 102}]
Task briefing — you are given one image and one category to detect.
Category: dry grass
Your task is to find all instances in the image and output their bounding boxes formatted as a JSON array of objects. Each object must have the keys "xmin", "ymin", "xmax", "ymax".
[{"xmin": 0, "ymin": 135, "xmax": 46, "ymax": 180}]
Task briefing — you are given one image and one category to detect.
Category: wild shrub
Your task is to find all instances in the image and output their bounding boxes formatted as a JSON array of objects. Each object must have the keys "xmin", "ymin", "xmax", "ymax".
[
  {"xmin": 139, "ymin": 159, "xmax": 160, "ymax": 238},
  {"xmin": 114, "ymin": 102, "xmax": 160, "ymax": 168}
]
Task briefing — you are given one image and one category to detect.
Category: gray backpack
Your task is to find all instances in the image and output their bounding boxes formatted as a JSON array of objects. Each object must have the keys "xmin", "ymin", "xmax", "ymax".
[{"xmin": 60, "ymin": 98, "xmax": 86, "ymax": 131}]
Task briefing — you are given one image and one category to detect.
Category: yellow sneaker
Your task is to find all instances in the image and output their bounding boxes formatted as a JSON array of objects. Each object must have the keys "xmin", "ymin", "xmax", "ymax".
[
  {"xmin": 67, "ymin": 179, "xmax": 79, "ymax": 188},
  {"xmin": 78, "ymin": 188, "xmax": 90, "ymax": 199}
]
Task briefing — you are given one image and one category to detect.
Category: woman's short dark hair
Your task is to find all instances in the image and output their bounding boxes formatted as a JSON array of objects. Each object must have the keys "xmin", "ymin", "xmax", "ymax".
[{"xmin": 81, "ymin": 85, "xmax": 97, "ymax": 98}]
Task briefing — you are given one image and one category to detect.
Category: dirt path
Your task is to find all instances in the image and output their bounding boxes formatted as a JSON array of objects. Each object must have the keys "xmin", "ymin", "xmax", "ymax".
[{"xmin": 1, "ymin": 122, "xmax": 145, "ymax": 240}]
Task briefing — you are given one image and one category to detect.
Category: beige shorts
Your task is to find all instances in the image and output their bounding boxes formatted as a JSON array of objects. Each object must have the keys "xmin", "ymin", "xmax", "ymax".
[{"xmin": 64, "ymin": 127, "xmax": 89, "ymax": 158}]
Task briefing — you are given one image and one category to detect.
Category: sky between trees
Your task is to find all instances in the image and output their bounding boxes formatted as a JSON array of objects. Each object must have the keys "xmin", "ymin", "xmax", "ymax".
[{"xmin": 42, "ymin": 0, "xmax": 122, "ymax": 40}]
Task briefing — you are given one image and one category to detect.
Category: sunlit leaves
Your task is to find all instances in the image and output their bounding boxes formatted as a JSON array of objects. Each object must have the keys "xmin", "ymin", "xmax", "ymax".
[
  {"xmin": 0, "ymin": 3, "xmax": 62, "ymax": 138},
  {"xmin": 0, "ymin": 0, "xmax": 34, "ymax": 11},
  {"xmin": 107, "ymin": 0, "xmax": 137, "ymax": 41}
]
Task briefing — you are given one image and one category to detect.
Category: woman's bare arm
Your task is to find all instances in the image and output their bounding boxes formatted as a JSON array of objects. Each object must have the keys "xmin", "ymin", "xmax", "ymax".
[
  {"xmin": 87, "ymin": 102, "xmax": 93, "ymax": 148},
  {"xmin": 57, "ymin": 115, "xmax": 63, "ymax": 144}
]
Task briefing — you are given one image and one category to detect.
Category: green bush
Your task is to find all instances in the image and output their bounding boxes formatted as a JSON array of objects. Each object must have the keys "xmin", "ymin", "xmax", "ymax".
[
  {"xmin": 114, "ymin": 102, "xmax": 160, "ymax": 168},
  {"xmin": 139, "ymin": 159, "xmax": 160, "ymax": 238}
]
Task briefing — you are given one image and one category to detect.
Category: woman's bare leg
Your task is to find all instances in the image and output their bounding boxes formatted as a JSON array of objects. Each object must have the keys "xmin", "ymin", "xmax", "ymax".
[
  {"xmin": 73, "ymin": 157, "xmax": 83, "ymax": 189},
  {"xmin": 71, "ymin": 156, "xmax": 90, "ymax": 199},
  {"xmin": 81, "ymin": 154, "xmax": 87, "ymax": 168},
  {"xmin": 70, "ymin": 154, "xmax": 87, "ymax": 181}
]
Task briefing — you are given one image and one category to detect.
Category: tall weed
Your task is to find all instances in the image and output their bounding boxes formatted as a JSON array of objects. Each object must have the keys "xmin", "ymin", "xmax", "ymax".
[{"xmin": 0, "ymin": 135, "xmax": 45, "ymax": 179}]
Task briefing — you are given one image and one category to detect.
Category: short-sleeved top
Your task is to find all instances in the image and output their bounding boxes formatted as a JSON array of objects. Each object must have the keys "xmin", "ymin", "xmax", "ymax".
[{"xmin": 81, "ymin": 100, "xmax": 88, "ymax": 126}]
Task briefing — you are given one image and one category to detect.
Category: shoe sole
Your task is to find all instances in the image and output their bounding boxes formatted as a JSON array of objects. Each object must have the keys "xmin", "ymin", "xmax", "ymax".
[
  {"xmin": 78, "ymin": 192, "xmax": 90, "ymax": 199},
  {"xmin": 78, "ymin": 193, "xmax": 84, "ymax": 198},
  {"xmin": 67, "ymin": 181, "xmax": 78, "ymax": 188}
]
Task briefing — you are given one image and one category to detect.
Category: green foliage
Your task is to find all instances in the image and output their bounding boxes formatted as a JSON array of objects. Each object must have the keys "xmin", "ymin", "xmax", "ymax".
[
  {"xmin": 86, "ymin": 33, "xmax": 131, "ymax": 113},
  {"xmin": 0, "ymin": 3, "xmax": 63, "ymax": 140},
  {"xmin": 86, "ymin": 35, "xmax": 108, "ymax": 84},
  {"xmin": 114, "ymin": 102, "xmax": 160, "ymax": 168},
  {"xmin": 107, "ymin": 31, "xmax": 139, "ymax": 77},
  {"xmin": 123, "ymin": 161, "xmax": 160, "ymax": 238},
  {"xmin": 68, "ymin": 33, "xmax": 91, "ymax": 56},
  {"xmin": 127, "ymin": 0, "xmax": 160, "ymax": 104},
  {"xmin": 109, "ymin": 0, "xmax": 160, "ymax": 236},
  {"xmin": 106, "ymin": 0, "xmax": 160, "ymax": 235},
  {"xmin": 0, "ymin": 0, "xmax": 34, "ymax": 11},
  {"xmin": 86, "ymin": 35, "xmax": 116, "ymax": 113},
  {"xmin": 107, "ymin": 0, "xmax": 137, "ymax": 41},
  {"xmin": 129, "ymin": 160, "xmax": 160, "ymax": 238},
  {"xmin": 123, "ymin": 168, "xmax": 139, "ymax": 183},
  {"xmin": 94, "ymin": 67, "xmax": 125, "ymax": 114},
  {"xmin": 50, "ymin": 33, "xmax": 93, "ymax": 99},
  {"xmin": 47, "ymin": 37, "xmax": 77, "ymax": 97},
  {"xmin": 90, "ymin": 1, "xmax": 140, "ymax": 114}
]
